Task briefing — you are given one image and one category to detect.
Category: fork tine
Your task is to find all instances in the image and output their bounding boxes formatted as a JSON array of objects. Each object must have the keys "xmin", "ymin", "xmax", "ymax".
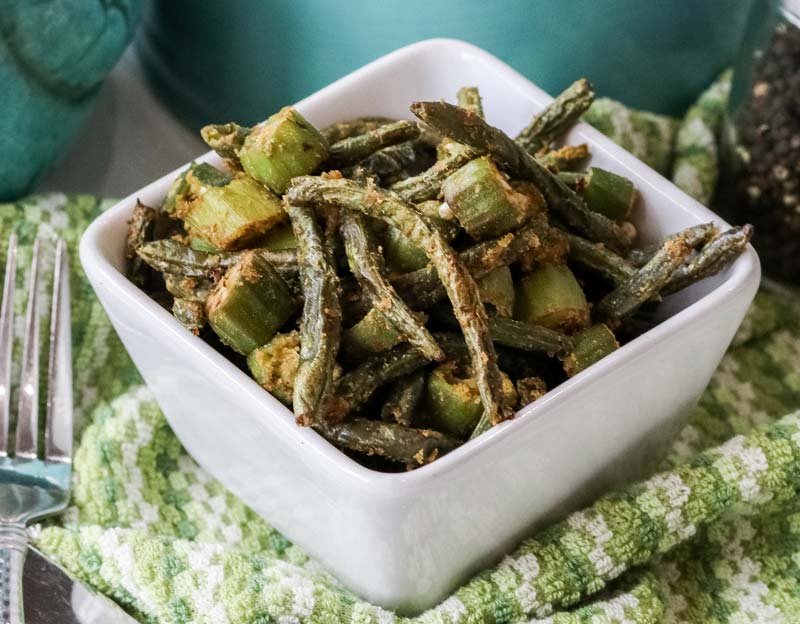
[
  {"xmin": 15, "ymin": 237, "xmax": 41, "ymax": 459},
  {"xmin": 45, "ymin": 239, "xmax": 72, "ymax": 462},
  {"xmin": 0, "ymin": 235, "xmax": 18, "ymax": 457}
]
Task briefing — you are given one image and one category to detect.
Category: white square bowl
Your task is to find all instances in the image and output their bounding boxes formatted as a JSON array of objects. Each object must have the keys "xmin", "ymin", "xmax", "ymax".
[{"xmin": 79, "ymin": 39, "xmax": 760, "ymax": 614}]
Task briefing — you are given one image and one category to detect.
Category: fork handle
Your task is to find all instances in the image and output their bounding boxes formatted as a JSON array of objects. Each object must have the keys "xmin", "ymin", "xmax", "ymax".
[{"xmin": 0, "ymin": 525, "xmax": 26, "ymax": 624}]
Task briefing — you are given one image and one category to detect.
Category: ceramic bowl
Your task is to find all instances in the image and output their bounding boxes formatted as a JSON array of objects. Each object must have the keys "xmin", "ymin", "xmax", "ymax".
[{"xmin": 80, "ymin": 39, "xmax": 760, "ymax": 614}]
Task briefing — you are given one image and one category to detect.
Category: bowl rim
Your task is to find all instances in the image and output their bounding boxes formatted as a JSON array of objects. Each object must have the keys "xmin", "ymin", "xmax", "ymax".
[{"xmin": 80, "ymin": 37, "xmax": 761, "ymax": 495}]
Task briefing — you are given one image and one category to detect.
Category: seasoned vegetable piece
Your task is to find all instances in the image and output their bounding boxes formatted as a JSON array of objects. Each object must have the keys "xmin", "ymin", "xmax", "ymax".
[
  {"xmin": 175, "ymin": 165, "xmax": 286, "ymax": 250},
  {"xmin": 126, "ymin": 201, "xmax": 156, "ymax": 287},
  {"xmin": 206, "ymin": 250, "xmax": 296, "ymax": 355},
  {"xmin": 327, "ymin": 120, "xmax": 421, "ymax": 168},
  {"xmin": 390, "ymin": 146, "xmax": 480, "ymax": 203},
  {"xmin": 514, "ymin": 264, "xmax": 590, "ymax": 332},
  {"xmin": 457, "ymin": 86, "xmax": 484, "ymax": 117},
  {"xmin": 563, "ymin": 323, "xmax": 620, "ymax": 377},
  {"xmin": 516, "ymin": 78, "xmax": 595, "ymax": 154},
  {"xmin": 383, "ymin": 200, "xmax": 459, "ymax": 274},
  {"xmin": 595, "ymin": 226, "xmax": 698, "ymax": 323},
  {"xmin": 137, "ymin": 239, "xmax": 242, "ymax": 278},
  {"xmin": 173, "ymin": 299, "xmax": 206, "ymax": 335},
  {"xmin": 341, "ymin": 308, "xmax": 403, "ymax": 360},
  {"xmin": 477, "ymin": 266, "xmax": 515, "ymax": 317},
  {"xmin": 488, "ymin": 316, "xmax": 573, "ymax": 356},
  {"xmin": 516, "ymin": 376, "xmax": 548, "ymax": 406},
  {"xmin": 662, "ymin": 225, "xmax": 753, "ymax": 294},
  {"xmin": 537, "ymin": 143, "xmax": 590, "ymax": 171},
  {"xmin": 247, "ymin": 331, "xmax": 301, "ymax": 407},
  {"xmin": 343, "ymin": 140, "xmax": 430, "ymax": 184},
  {"xmin": 285, "ymin": 202, "xmax": 342, "ymax": 426},
  {"xmin": 380, "ymin": 370, "xmax": 426, "ymax": 425},
  {"xmin": 564, "ymin": 230, "xmax": 636, "ymax": 287},
  {"xmin": 257, "ymin": 221, "xmax": 297, "ymax": 250},
  {"xmin": 423, "ymin": 362, "xmax": 517, "ymax": 439},
  {"xmin": 315, "ymin": 418, "xmax": 460, "ymax": 466},
  {"xmin": 200, "ymin": 122, "xmax": 251, "ymax": 169},
  {"xmin": 164, "ymin": 273, "xmax": 213, "ymax": 303},
  {"xmin": 239, "ymin": 107, "xmax": 329, "ymax": 194},
  {"xmin": 411, "ymin": 100, "xmax": 635, "ymax": 251},
  {"xmin": 321, "ymin": 116, "xmax": 395, "ymax": 143},
  {"xmin": 626, "ymin": 222, "xmax": 716, "ymax": 267},
  {"xmin": 561, "ymin": 167, "xmax": 637, "ymax": 221},
  {"xmin": 287, "ymin": 176, "xmax": 513, "ymax": 428},
  {"xmin": 442, "ymin": 157, "xmax": 535, "ymax": 239},
  {"xmin": 341, "ymin": 210, "xmax": 443, "ymax": 361}
]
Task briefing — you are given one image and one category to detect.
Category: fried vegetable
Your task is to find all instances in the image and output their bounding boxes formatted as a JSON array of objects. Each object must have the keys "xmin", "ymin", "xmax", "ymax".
[
  {"xmin": 340, "ymin": 307, "xmax": 404, "ymax": 360},
  {"xmin": 206, "ymin": 250, "xmax": 297, "ymax": 355},
  {"xmin": 341, "ymin": 210, "xmax": 443, "ymax": 361},
  {"xmin": 321, "ymin": 116, "xmax": 395, "ymax": 143},
  {"xmin": 516, "ymin": 376, "xmax": 548, "ymax": 406},
  {"xmin": 383, "ymin": 200, "xmax": 460, "ymax": 274},
  {"xmin": 239, "ymin": 107, "xmax": 329, "ymax": 194},
  {"xmin": 380, "ymin": 370, "xmax": 426, "ymax": 425},
  {"xmin": 126, "ymin": 201, "xmax": 157, "ymax": 287},
  {"xmin": 257, "ymin": 221, "xmax": 298, "ymax": 250},
  {"xmin": 561, "ymin": 167, "xmax": 637, "ymax": 221},
  {"xmin": 247, "ymin": 330, "xmax": 301, "ymax": 407},
  {"xmin": 285, "ymin": 202, "xmax": 342, "ymax": 425},
  {"xmin": 563, "ymin": 323, "xmax": 620, "ymax": 377},
  {"xmin": 343, "ymin": 140, "xmax": 430, "ymax": 184},
  {"xmin": 200, "ymin": 122, "xmax": 251, "ymax": 169},
  {"xmin": 563, "ymin": 230, "xmax": 636, "ymax": 287},
  {"xmin": 626, "ymin": 223, "xmax": 716, "ymax": 267},
  {"xmin": 137, "ymin": 239, "xmax": 242, "ymax": 278},
  {"xmin": 514, "ymin": 264, "xmax": 590, "ymax": 332},
  {"xmin": 390, "ymin": 146, "xmax": 480, "ymax": 203},
  {"xmin": 516, "ymin": 78, "xmax": 595, "ymax": 154},
  {"xmin": 411, "ymin": 100, "xmax": 635, "ymax": 251},
  {"xmin": 477, "ymin": 266, "xmax": 515, "ymax": 317},
  {"xmin": 537, "ymin": 143, "xmax": 590, "ymax": 171},
  {"xmin": 315, "ymin": 418, "xmax": 460, "ymax": 466},
  {"xmin": 442, "ymin": 156, "xmax": 536, "ymax": 239},
  {"xmin": 488, "ymin": 316, "xmax": 573, "ymax": 356},
  {"xmin": 164, "ymin": 273, "xmax": 213, "ymax": 303},
  {"xmin": 287, "ymin": 176, "xmax": 513, "ymax": 429},
  {"xmin": 327, "ymin": 120, "xmax": 421, "ymax": 168},
  {"xmin": 172, "ymin": 299, "xmax": 207, "ymax": 335}
]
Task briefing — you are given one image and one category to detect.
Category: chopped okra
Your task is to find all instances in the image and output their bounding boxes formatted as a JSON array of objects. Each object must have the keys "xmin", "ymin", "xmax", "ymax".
[{"xmin": 128, "ymin": 82, "xmax": 751, "ymax": 471}]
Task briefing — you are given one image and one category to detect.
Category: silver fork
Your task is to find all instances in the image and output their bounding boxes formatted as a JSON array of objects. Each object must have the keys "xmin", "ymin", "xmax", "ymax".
[{"xmin": 0, "ymin": 235, "xmax": 72, "ymax": 624}]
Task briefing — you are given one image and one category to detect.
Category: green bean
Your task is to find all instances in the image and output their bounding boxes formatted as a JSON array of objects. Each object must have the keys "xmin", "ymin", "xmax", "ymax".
[
  {"xmin": 285, "ymin": 202, "xmax": 343, "ymax": 426},
  {"xmin": 314, "ymin": 418, "xmax": 460, "ymax": 466},
  {"xmin": 126, "ymin": 201, "xmax": 157, "ymax": 287},
  {"xmin": 488, "ymin": 316, "xmax": 573, "ymax": 357},
  {"xmin": 287, "ymin": 176, "xmax": 512, "ymax": 428},
  {"xmin": 326, "ymin": 120, "xmax": 421, "ymax": 168},
  {"xmin": 200, "ymin": 122, "xmax": 251, "ymax": 168},
  {"xmin": 410, "ymin": 101, "xmax": 635, "ymax": 251},
  {"xmin": 516, "ymin": 78, "xmax": 595, "ymax": 155},
  {"xmin": 163, "ymin": 273, "xmax": 214, "ymax": 303},
  {"xmin": 389, "ymin": 147, "xmax": 480, "ymax": 203},
  {"xmin": 172, "ymin": 299, "xmax": 206, "ymax": 335},
  {"xmin": 457, "ymin": 86, "xmax": 484, "ymax": 117},
  {"xmin": 137, "ymin": 239, "xmax": 242, "ymax": 278},
  {"xmin": 340, "ymin": 210, "xmax": 443, "ymax": 361},
  {"xmin": 662, "ymin": 224, "xmax": 753, "ymax": 295},
  {"xmin": 626, "ymin": 223, "xmax": 716, "ymax": 267},
  {"xmin": 343, "ymin": 140, "xmax": 430, "ymax": 183},
  {"xmin": 536, "ymin": 143, "xmax": 590, "ymax": 171},
  {"xmin": 321, "ymin": 116, "xmax": 396, "ymax": 143},
  {"xmin": 563, "ymin": 230, "xmax": 636, "ymax": 287},
  {"xmin": 380, "ymin": 370, "xmax": 426, "ymax": 425}
]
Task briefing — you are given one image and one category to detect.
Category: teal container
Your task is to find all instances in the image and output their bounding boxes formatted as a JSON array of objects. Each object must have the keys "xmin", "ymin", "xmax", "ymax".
[
  {"xmin": 0, "ymin": 0, "xmax": 141, "ymax": 201},
  {"xmin": 137, "ymin": 0, "xmax": 754, "ymax": 129}
]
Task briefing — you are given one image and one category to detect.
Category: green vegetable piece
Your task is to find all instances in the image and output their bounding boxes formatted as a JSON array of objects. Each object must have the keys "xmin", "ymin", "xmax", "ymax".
[
  {"xmin": 563, "ymin": 230, "xmax": 636, "ymax": 287},
  {"xmin": 383, "ymin": 200, "xmax": 459, "ymax": 274},
  {"xmin": 343, "ymin": 140, "xmax": 429, "ymax": 184},
  {"xmin": 411, "ymin": 100, "xmax": 635, "ymax": 252},
  {"xmin": 516, "ymin": 376, "xmax": 548, "ymax": 406},
  {"xmin": 442, "ymin": 156, "xmax": 535, "ymax": 239},
  {"xmin": 136, "ymin": 239, "xmax": 242, "ymax": 278},
  {"xmin": 341, "ymin": 308, "xmax": 404, "ymax": 360},
  {"xmin": 390, "ymin": 146, "xmax": 480, "ymax": 204},
  {"xmin": 206, "ymin": 250, "xmax": 296, "ymax": 355},
  {"xmin": 164, "ymin": 273, "xmax": 213, "ymax": 303},
  {"xmin": 257, "ymin": 221, "xmax": 298, "ymax": 250},
  {"xmin": 327, "ymin": 120, "xmax": 421, "ymax": 168},
  {"xmin": 565, "ymin": 167, "xmax": 637, "ymax": 221},
  {"xmin": 516, "ymin": 78, "xmax": 595, "ymax": 155},
  {"xmin": 380, "ymin": 370, "xmax": 426, "ymax": 425},
  {"xmin": 536, "ymin": 144, "xmax": 590, "ymax": 171},
  {"xmin": 315, "ymin": 418, "xmax": 460, "ymax": 466},
  {"xmin": 626, "ymin": 222, "xmax": 716, "ymax": 267},
  {"xmin": 247, "ymin": 331, "xmax": 301, "ymax": 407},
  {"xmin": 514, "ymin": 264, "xmax": 590, "ymax": 332},
  {"xmin": 563, "ymin": 323, "xmax": 619, "ymax": 377},
  {"xmin": 321, "ymin": 116, "xmax": 395, "ymax": 143},
  {"xmin": 172, "ymin": 299, "xmax": 207, "ymax": 335},
  {"xmin": 423, "ymin": 362, "xmax": 516, "ymax": 439},
  {"xmin": 188, "ymin": 236, "xmax": 222, "ymax": 253},
  {"xmin": 488, "ymin": 316, "xmax": 573, "ymax": 356},
  {"xmin": 239, "ymin": 107, "xmax": 329, "ymax": 194},
  {"xmin": 457, "ymin": 86, "xmax": 484, "ymax": 117},
  {"xmin": 126, "ymin": 201, "xmax": 156, "ymax": 287},
  {"xmin": 285, "ymin": 202, "xmax": 342, "ymax": 426},
  {"xmin": 176, "ymin": 165, "xmax": 286, "ymax": 250},
  {"xmin": 200, "ymin": 122, "xmax": 251, "ymax": 169},
  {"xmin": 477, "ymin": 266, "xmax": 515, "ymax": 317}
]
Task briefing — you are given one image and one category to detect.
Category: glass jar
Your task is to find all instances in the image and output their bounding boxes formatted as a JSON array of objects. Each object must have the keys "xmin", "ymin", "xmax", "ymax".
[{"xmin": 719, "ymin": 0, "xmax": 800, "ymax": 282}]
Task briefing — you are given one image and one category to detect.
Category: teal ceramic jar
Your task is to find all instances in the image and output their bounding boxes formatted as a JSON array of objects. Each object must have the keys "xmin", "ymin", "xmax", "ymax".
[
  {"xmin": 138, "ymin": 0, "xmax": 754, "ymax": 129},
  {"xmin": 0, "ymin": 0, "xmax": 141, "ymax": 200}
]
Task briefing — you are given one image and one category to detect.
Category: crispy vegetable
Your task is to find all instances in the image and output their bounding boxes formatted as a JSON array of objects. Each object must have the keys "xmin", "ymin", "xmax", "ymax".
[
  {"xmin": 563, "ymin": 323, "xmax": 620, "ymax": 377},
  {"xmin": 516, "ymin": 376, "xmax": 548, "ymax": 406},
  {"xmin": 390, "ymin": 146, "xmax": 480, "ymax": 203},
  {"xmin": 247, "ymin": 331, "xmax": 301, "ymax": 407},
  {"xmin": 560, "ymin": 167, "xmax": 637, "ymax": 221},
  {"xmin": 321, "ymin": 116, "xmax": 395, "ymax": 143},
  {"xmin": 380, "ymin": 370, "xmax": 426, "ymax": 425},
  {"xmin": 172, "ymin": 299, "xmax": 206, "ymax": 335},
  {"xmin": 200, "ymin": 122, "xmax": 251, "ymax": 169},
  {"xmin": 423, "ymin": 362, "xmax": 517, "ymax": 439},
  {"xmin": 457, "ymin": 86, "xmax": 484, "ymax": 117},
  {"xmin": 285, "ymin": 202, "xmax": 342, "ymax": 425},
  {"xmin": 206, "ymin": 250, "xmax": 297, "ymax": 355},
  {"xmin": 564, "ymin": 230, "xmax": 636, "ymax": 287},
  {"xmin": 442, "ymin": 156, "xmax": 535, "ymax": 239},
  {"xmin": 626, "ymin": 223, "xmax": 716, "ymax": 267},
  {"xmin": 341, "ymin": 307, "xmax": 404, "ymax": 360},
  {"xmin": 343, "ymin": 140, "xmax": 430, "ymax": 184},
  {"xmin": 287, "ymin": 176, "xmax": 513, "ymax": 429},
  {"xmin": 411, "ymin": 100, "xmax": 635, "ymax": 251},
  {"xmin": 514, "ymin": 264, "xmax": 590, "ymax": 332},
  {"xmin": 488, "ymin": 316, "xmax": 573, "ymax": 356},
  {"xmin": 477, "ymin": 266, "xmax": 515, "ymax": 317},
  {"xmin": 126, "ymin": 201, "xmax": 156, "ymax": 287},
  {"xmin": 164, "ymin": 273, "xmax": 213, "ymax": 303},
  {"xmin": 257, "ymin": 221, "xmax": 297, "ymax": 250},
  {"xmin": 315, "ymin": 418, "xmax": 460, "ymax": 466},
  {"xmin": 383, "ymin": 200, "xmax": 460, "ymax": 274},
  {"xmin": 662, "ymin": 225, "xmax": 753, "ymax": 295},
  {"xmin": 137, "ymin": 239, "xmax": 242, "ymax": 278},
  {"xmin": 537, "ymin": 143, "xmax": 590, "ymax": 171},
  {"xmin": 341, "ymin": 210, "xmax": 443, "ymax": 361},
  {"xmin": 516, "ymin": 78, "xmax": 595, "ymax": 155},
  {"xmin": 239, "ymin": 107, "xmax": 329, "ymax": 194},
  {"xmin": 327, "ymin": 120, "xmax": 421, "ymax": 168}
]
